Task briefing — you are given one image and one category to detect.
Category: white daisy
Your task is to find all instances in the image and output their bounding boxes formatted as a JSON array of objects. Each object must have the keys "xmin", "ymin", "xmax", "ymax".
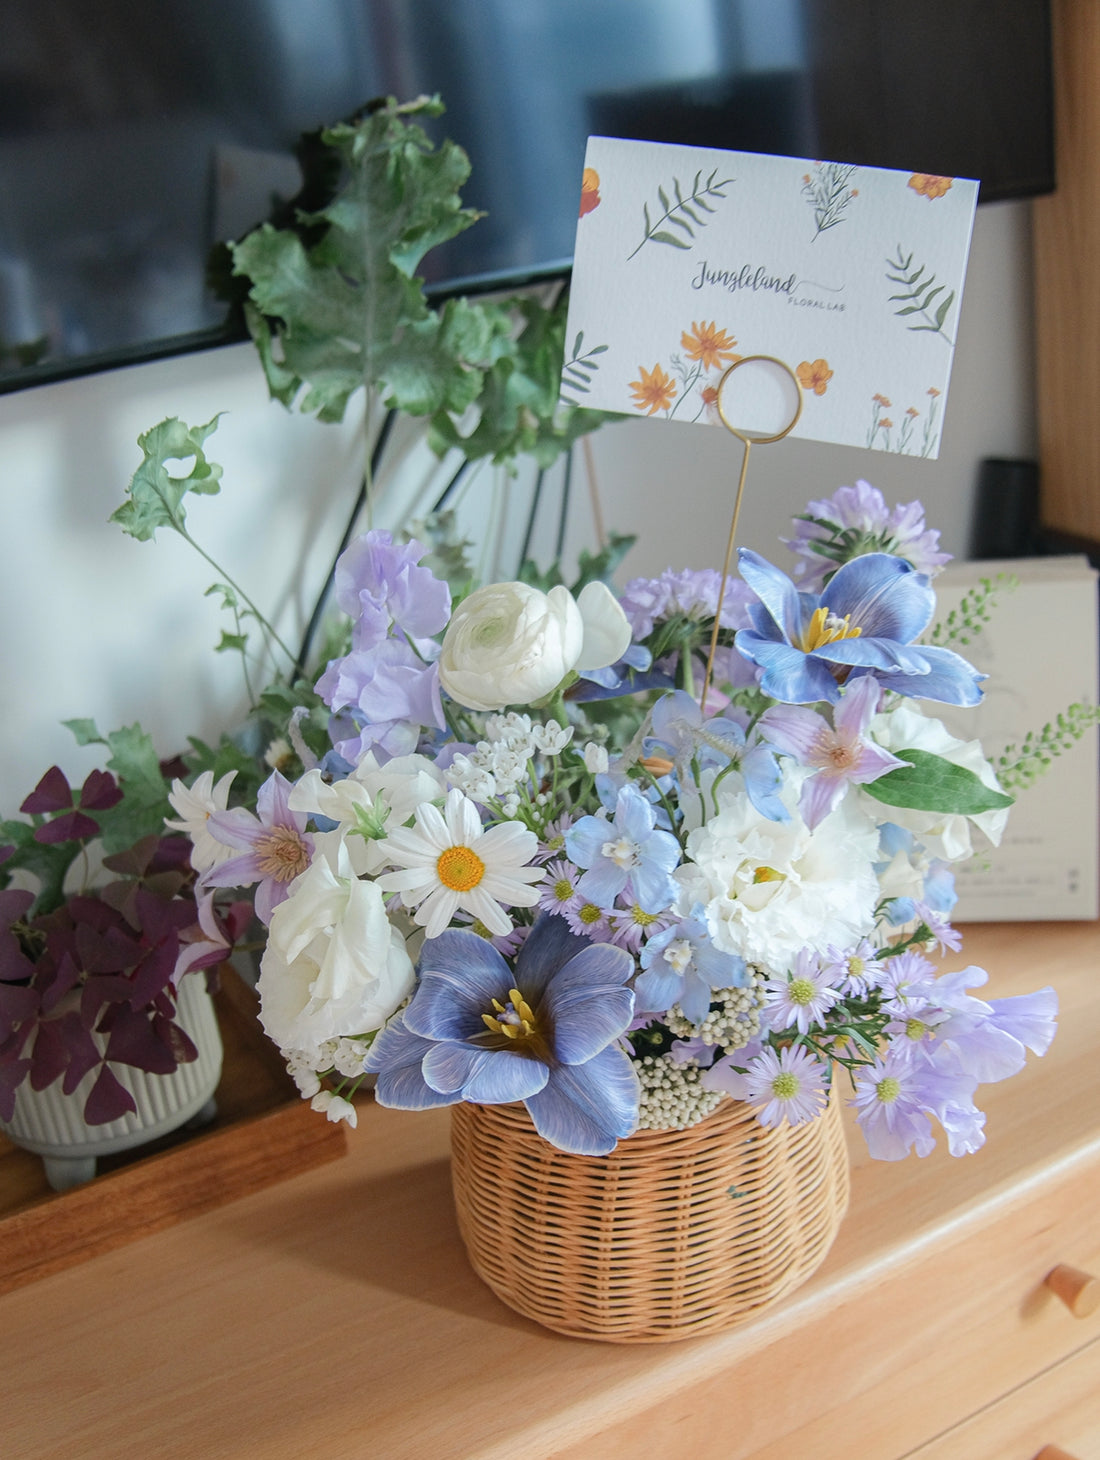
[
  {"xmin": 165, "ymin": 770, "xmax": 237, "ymax": 873},
  {"xmin": 375, "ymin": 788, "xmax": 542, "ymax": 940}
]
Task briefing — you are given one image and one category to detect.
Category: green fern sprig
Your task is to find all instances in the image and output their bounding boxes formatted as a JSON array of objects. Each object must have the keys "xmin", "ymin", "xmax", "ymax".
[
  {"xmin": 628, "ymin": 170, "xmax": 733, "ymax": 260},
  {"xmin": 886, "ymin": 247, "xmax": 956, "ymax": 344},
  {"xmin": 996, "ymin": 704, "xmax": 1100, "ymax": 792},
  {"xmin": 928, "ymin": 573, "xmax": 1016, "ymax": 648}
]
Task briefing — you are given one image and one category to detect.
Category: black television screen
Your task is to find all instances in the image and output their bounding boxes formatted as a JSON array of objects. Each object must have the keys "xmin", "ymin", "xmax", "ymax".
[{"xmin": 0, "ymin": 0, "xmax": 1053, "ymax": 392}]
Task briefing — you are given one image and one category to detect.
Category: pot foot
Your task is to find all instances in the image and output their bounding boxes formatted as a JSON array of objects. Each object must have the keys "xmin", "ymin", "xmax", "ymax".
[
  {"xmin": 185, "ymin": 1096, "xmax": 218, "ymax": 1131},
  {"xmin": 43, "ymin": 1154, "xmax": 97, "ymax": 1192}
]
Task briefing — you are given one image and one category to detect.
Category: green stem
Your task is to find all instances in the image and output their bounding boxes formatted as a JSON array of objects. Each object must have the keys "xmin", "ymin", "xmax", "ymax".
[{"xmin": 178, "ymin": 526, "xmax": 297, "ymax": 669}]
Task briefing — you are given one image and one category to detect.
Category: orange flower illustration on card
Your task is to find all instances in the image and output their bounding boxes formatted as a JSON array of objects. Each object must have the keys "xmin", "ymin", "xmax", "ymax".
[
  {"xmin": 680, "ymin": 321, "xmax": 739, "ymax": 372},
  {"xmin": 796, "ymin": 358, "xmax": 833, "ymax": 396},
  {"xmin": 628, "ymin": 362, "xmax": 677, "ymax": 415},
  {"xmin": 579, "ymin": 168, "xmax": 601, "ymax": 218},
  {"xmin": 908, "ymin": 174, "xmax": 953, "ymax": 201}
]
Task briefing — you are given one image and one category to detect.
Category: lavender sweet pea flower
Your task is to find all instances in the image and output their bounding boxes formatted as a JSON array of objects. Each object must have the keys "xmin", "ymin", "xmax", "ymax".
[
  {"xmin": 365, "ymin": 916, "xmax": 639, "ymax": 1155},
  {"xmin": 735, "ymin": 549, "xmax": 984, "ymax": 707},
  {"xmin": 566, "ymin": 784, "xmax": 680, "ymax": 913},
  {"xmin": 202, "ymin": 770, "xmax": 313, "ymax": 924},
  {"xmin": 317, "ymin": 639, "xmax": 446, "ymax": 761},
  {"xmin": 759, "ymin": 675, "xmax": 906, "ymax": 828},
  {"xmin": 334, "ymin": 529, "xmax": 451, "ymax": 652},
  {"xmin": 637, "ymin": 910, "xmax": 746, "ymax": 1022}
]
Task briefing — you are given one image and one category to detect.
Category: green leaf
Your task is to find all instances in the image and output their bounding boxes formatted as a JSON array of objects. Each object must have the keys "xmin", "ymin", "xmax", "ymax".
[
  {"xmin": 862, "ymin": 748, "xmax": 1014, "ymax": 815},
  {"xmin": 110, "ymin": 416, "xmax": 224, "ymax": 541},
  {"xmin": 215, "ymin": 631, "xmax": 249, "ymax": 654},
  {"xmin": 658, "ymin": 185, "xmax": 670, "ymax": 212},
  {"xmin": 0, "ymin": 819, "xmax": 82, "ymax": 916},
  {"xmin": 650, "ymin": 230, "xmax": 692, "ymax": 250},
  {"xmin": 94, "ymin": 724, "xmax": 175, "ymax": 853},
  {"xmin": 572, "ymin": 532, "xmax": 636, "ymax": 591},
  {"xmin": 63, "ymin": 718, "xmax": 105, "ymax": 748}
]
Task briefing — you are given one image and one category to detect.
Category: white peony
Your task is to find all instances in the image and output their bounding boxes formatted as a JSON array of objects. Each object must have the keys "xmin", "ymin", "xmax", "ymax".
[
  {"xmin": 865, "ymin": 702, "xmax": 1010, "ymax": 862},
  {"xmin": 257, "ymin": 840, "xmax": 414, "ymax": 1066},
  {"xmin": 675, "ymin": 772, "xmax": 880, "ymax": 973},
  {"xmin": 438, "ymin": 580, "xmax": 631, "ymax": 711}
]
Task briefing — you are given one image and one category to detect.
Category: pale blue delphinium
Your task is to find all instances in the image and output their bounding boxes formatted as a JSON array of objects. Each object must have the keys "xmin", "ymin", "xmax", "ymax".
[
  {"xmin": 645, "ymin": 690, "xmax": 788, "ymax": 823},
  {"xmin": 566, "ymin": 783, "xmax": 681, "ymax": 913},
  {"xmin": 636, "ymin": 910, "xmax": 746, "ymax": 1022},
  {"xmin": 734, "ymin": 548, "xmax": 984, "ymax": 707},
  {"xmin": 365, "ymin": 916, "xmax": 640, "ymax": 1155}
]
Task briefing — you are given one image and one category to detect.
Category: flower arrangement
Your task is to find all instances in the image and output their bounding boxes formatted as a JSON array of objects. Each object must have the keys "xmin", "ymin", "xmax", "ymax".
[
  {"xmin": 156, "ymin": 476, "xmax": 1071, "ymax": 1160},
  {"xmin": 0, "ymin": 734, "xmax": 248, "ymax": 1126}
]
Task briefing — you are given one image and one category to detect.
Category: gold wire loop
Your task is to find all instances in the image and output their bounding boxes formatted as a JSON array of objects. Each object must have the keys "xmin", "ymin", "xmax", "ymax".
[
  {"xmin": 714, "ymin": 354, "xmax": 804, "ymax": 443},
  {"xmin": 699, "ymin": 356, "xmax": 804, "ymax": 712}
]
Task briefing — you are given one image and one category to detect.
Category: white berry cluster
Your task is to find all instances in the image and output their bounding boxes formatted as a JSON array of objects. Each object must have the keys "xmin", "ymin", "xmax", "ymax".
[
  {"xmin": 446, "ymin": 711, "xmax": 573, "ymax": 811},
  {"xmin": 634, "ymin": 1054, "xmax": 727, "ymax": 1131},
  {"xmin": 665, "ymin": 971, "xmax": 767, "ymax": 1048}
]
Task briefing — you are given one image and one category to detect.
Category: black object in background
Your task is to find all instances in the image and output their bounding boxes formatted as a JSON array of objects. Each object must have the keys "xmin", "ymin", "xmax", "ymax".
[
  {"xmin": 0, "ymin": 0, "xmax": 1055, "ymax": 393},
  {"xmin": 970, "ymin": 457, "xmax": 1041, "ymax": 559}
]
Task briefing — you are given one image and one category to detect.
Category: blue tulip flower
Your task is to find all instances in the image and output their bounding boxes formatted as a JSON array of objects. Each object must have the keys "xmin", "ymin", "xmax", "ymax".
[
  {"xmin": 365, "ymin": 915, "xmax": 639, "ymax": 1155},
  {"xmin": 734, "ymin": 549, "xmax": 984, "ymax": 706}
]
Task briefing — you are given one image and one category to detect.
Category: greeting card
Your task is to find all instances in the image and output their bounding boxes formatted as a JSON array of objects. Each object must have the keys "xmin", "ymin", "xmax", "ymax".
[{"xmin": 563, "ymin": 137, "xmax": 978, "ymax": 456}]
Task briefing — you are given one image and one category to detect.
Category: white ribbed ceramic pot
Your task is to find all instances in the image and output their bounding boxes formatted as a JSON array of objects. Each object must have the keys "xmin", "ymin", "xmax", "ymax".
[{"xmin": 0, "ymin": 971, "xmax": 223, "ymax": 1191}]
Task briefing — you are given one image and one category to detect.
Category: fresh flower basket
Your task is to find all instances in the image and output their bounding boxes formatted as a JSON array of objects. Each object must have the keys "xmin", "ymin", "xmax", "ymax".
[{"xmin": 144, "ymin": 461, "xmax": 1074, "ymax": 1341}]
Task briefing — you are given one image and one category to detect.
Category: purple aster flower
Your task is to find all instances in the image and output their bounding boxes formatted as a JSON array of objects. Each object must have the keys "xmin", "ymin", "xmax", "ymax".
[
  {"xmin": 365, "ymin": 916, "xmax": 639, "ymax": 1155},
  {"xmin": 566, "ymin": 784, "xmax": 681, "ymax": 913},
  {"xmin": 636, "ymin": 910, "xmax": 746, "ymax": 1022},
  {"xmin": 759, "ymin": 675, "xmax": 906, "ymax": 829},
  {"xmin": 563, "ymin": 898, "xmax": 614, "ymax": 942},
  {"xmin": 784, "ymin": 481, "xmax": 951, "ymax": 590},
  {"xmin": 537, "ymin": 857, "xmax": 582, "ymax": 916},
  {"xmin": 317, "ymin": 639, "xmax": 446, "ymax": 761},
  {"xmin": 735, "ymin": 549, "xmax": 984, "ymax": 707},
  {"xmin": 820, "ymin": 938, "xmax": 883, "ymax": 998},
  {"xmin": 761, "ymin": 948, "xmax": 840, "ymax": 1034},
  {"xmin": 606, "ymin": 900, "xmax": 671, "ymax": 953},
  {"xmin": 201, "ymin": 770, "xmax": 313, "ymax": 925},
  {"xmin": 534, "ymin": 813, "xmax": 575, "ymax": 865},
  {"xmin": 334, "ymin": 529, "xmax": 451, "ymax": 652},
  {"xmin": 850, "ymin": 1047, "xmax": 939, "ymax": 1160}
]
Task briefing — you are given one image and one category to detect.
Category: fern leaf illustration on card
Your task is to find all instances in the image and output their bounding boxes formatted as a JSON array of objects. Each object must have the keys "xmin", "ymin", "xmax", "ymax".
[{"xmin": 628, "ymin": 169, "xmax": 733, "ymax": 260}]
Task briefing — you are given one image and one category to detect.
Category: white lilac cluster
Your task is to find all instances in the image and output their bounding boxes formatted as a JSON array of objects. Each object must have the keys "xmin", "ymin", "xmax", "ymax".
[
  {"xmin": 445, "ymin": 712, "xmax": 573, "ymax": 813},
  {"xmin": 171, "ymin": 491, "xmax": 1060, "ymax": 1161}
]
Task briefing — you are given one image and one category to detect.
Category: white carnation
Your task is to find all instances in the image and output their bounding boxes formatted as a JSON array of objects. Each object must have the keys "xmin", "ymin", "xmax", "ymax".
[{"xmin": 676, "ymin": 775, "xmax": 879, "ymax": 974}]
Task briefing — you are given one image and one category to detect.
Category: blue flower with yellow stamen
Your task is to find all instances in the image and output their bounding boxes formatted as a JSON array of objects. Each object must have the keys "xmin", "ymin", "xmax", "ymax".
[
  {"xmin": 734, "ymin": 549, "xmax": 984, "ymax": 706},
  {"xmin": 365, "ymin": 915, "xmax": 639, "ymax": 1155}
]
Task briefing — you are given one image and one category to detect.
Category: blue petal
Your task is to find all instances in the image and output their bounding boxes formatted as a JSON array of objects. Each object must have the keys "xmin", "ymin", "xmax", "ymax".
[
  {"xmin": 422, "ymin": 1042, "xmax": 548, "ymax": 1102},
  {"xmin": 523, "ymin": 1046, "xmax": 640, "ymax": 1155},
  {"xmin": 629, "ymin": 860, "xmax": 678, "ymax": 914},
  {"xmin": 367, "ymin": 1017, "xmax": 458, "ymax": 1111},
  {"xmin": 405, "ymin": 931, "xmax": 511, "ymax": 1040},
  {"xmin": 737, "ymin": 549, "xmax": 804, "ymax": 643},
  {"xmin": 513, "ymin": 913, "xmax": 594, "ymax": 1003},
  {"xmin": 742, "ymin": 744, "xmax": 790, "ymax": 822},
  {"xmin": 736, "ymin": 633, "xmax": 840, "ymax": 704},
  {"xmin": 616, "ymin": 785, "xmax": 657, "ymax": 842},
  {"xmin": 823, "ymin": 553, "xmax": 934, "ymax": 643},
  {"xmin": 565, "ymin": 816, "xmax": 611, "ymax": 869},
  {"xmin": 874, "ymin": 645, "xmax": 985, "ymax": 706},
  {"xmin": 634, "ymin": 966, "xmax": 684, "ymax": 1016},
  {"xmin": 576, "ymin": 861, "xmax": 629, "ymax": 907},
  {"xmin": 678, "ymin": 972, "xmax": 713, "ymax": 1025},
  {"xmin": 814, "ymin": 637, "xmax": 931, "ymax": 673},
  {"xmin": 545, "ymin": 970, "xmax": 635, "ymax": 1064}
]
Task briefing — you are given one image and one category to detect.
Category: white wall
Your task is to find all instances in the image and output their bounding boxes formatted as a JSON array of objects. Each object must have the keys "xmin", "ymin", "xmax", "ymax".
[{"xmin": 0, "ymin": 199, "xmax": 1036, "ymax": 806}]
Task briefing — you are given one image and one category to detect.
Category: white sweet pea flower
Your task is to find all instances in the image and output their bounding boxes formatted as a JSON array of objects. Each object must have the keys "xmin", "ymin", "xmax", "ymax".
[
  {"xmin": 438, "ymin": 580, "xmax": 630, "ymax": 711},
  {"xmin": 288, "ymin": 752, "xmax": 446, "ymax": 874},
  {"xmin": 257, "ymin": 840, "xmax": 415, "ymax": 1068},
  {"xmin": 165, "ymin": 770, "xmax": 237, "ymax": 873},
  {"xmin": 865, "ymin": 703, "xmax": 1010, "ymax": 862}
]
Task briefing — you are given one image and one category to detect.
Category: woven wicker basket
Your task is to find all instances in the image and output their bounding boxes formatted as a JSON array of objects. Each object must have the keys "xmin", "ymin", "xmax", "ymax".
[{"xmin": 450, "ymin": 1089, "xmax": 849, "ymax": 1343}]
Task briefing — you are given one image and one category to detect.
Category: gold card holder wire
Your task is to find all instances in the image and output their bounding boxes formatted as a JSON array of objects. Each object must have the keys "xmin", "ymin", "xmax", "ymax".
[{"xmin": 699, "ymin": 355, "xmax": 804, "ymax": 711}]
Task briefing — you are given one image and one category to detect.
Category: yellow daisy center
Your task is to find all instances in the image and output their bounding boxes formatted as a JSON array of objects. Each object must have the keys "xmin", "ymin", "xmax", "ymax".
[
  {"xmin": 771, "ymin": 1071, "xmax": 799, "ymax": 1099},
  {"xmin": 788, "ymin": 977, "xmax": 817, "ymax": 1006},
  {"xmin": 578, "ymin": 902, "xmax": 603, "ymax": 925},
  {"xmin": 436, "ymin": 845, "xmax": 485, "ymax": 892},
  {"xmin": 876, "ymin": 1075, "xmax": 902, "ymax": 1104}
]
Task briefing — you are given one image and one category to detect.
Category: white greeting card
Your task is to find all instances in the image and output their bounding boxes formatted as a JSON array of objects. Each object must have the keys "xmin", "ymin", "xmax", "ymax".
[{"xmin": 562, "ymin": 137, "xmax": 978, "ymax": 456}]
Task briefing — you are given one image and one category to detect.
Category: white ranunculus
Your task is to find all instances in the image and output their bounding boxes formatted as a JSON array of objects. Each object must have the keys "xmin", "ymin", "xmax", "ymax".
[
  {"xmin": 676, "ymin": 772, "xmax": 880, "ymax": 973},
  {"xmin": 438, "ymin": 580, "xmax": 630, "ymax": 711},
  {"xmin": 257, "ymin": 846, "xmax": 414, "ymax": 1066},
  {"xmin": 574, "ymin": 580, "xmax": 632, "ymax": 671},
  {"xmin": 865, "ymin": 703, "xmax": 1010, "ymax": 862}
]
